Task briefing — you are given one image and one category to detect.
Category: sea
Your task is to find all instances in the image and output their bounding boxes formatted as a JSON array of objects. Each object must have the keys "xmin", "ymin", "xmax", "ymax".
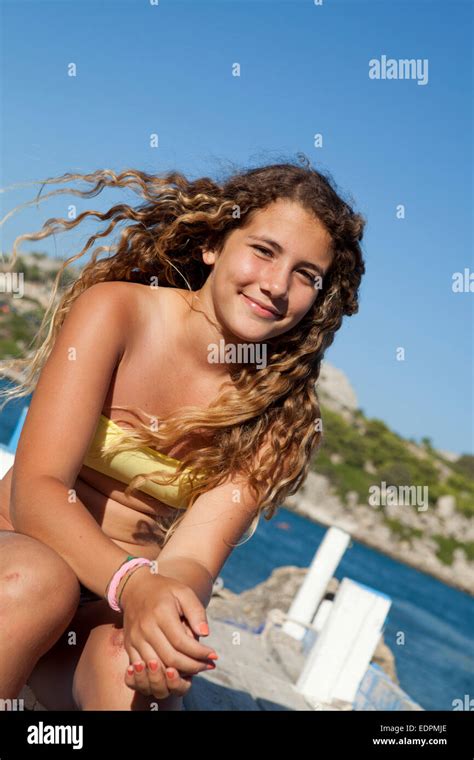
[{"xmin": 0, "ymin": 378, "xmax": 472, "ymax": 711}]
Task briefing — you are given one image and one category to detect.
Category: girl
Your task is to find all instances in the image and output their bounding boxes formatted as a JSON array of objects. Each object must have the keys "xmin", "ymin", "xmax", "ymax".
[{"xmin": 0, "ymin": 156, "xmax": 366, "ymax": 710}]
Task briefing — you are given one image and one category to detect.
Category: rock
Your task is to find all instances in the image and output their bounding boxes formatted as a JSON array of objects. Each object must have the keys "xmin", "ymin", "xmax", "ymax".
[
  {"xmin": 437, "ymin": 495, "xmax": 456, "ymax": 517},
  {"xmin": 346, "ymin": 491, "xmax": 359, "ymax": 508},
  {"xmin": 209, "ymin": 567, "xmax": 398, "ymax": 684},
  {"xmin": 364, "ymin": 460, "xmax": 377, "ymax": 475},
  {"xmin": 436, "ymin": 449, "xmax": 461, "ymax": 463},
  {"xmin": 316, "ymin": 362, "xmax": 359, "ymax": 419}
]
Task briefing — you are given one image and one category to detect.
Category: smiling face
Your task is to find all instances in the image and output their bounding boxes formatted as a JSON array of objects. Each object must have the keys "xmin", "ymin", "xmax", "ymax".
[{"xmin": 199, "ymin": 199, "xmax": 334, "ymax": 342}]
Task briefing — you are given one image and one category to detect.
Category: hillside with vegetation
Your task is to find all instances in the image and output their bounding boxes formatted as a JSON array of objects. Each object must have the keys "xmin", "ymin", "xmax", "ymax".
[
  {"xmin": 315, "ymin": 406, "xmax": 474, "ymax": 565},
  {"xmin": 0, "ymin": 252, "xmax": 77, "ymax": 361}
]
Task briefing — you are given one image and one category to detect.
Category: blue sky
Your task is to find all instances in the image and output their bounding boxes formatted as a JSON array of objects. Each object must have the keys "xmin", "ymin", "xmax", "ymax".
[{"xmin": 1, "ymin": 0, "xmax": 472, "ymax": 455}]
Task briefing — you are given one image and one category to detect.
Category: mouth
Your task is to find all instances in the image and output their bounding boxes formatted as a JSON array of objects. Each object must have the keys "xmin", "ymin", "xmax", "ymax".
[{"xmin": 240, "ymin": 293, "xmax": 282, "ymax": 319}]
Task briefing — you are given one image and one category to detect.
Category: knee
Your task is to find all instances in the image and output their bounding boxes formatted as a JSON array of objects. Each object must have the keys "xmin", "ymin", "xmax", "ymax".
[
  {"xmin": 85, "ymin": 624, "xmax": 127, "ymax": 667},
  {"xmin": 72, "ymin": 624, "xmax": 130, "ymax": 709},
  {"xmin": 0, "ymin": 533, "xmax": 80, "ymax": 618}
]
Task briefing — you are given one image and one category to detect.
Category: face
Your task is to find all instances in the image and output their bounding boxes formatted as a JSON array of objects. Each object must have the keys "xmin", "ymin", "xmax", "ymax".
[{"xmin": 200, "ymin": 199, "xmax": 334, "ymax": 343}]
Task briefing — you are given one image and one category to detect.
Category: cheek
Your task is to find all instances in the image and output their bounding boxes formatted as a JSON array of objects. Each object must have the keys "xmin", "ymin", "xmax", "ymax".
[
  {"xmin": 288, "ymin": 292, "xmax": 318, "ymax": 323},
  {"xmin": 227, "ymin": 252, "xmax": 260, "ymax": 283}
]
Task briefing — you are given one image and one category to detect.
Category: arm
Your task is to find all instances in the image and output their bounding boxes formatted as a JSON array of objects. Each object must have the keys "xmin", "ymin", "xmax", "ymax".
[
  {"xmin": 10, "ymin": 282, "xmax": 136, "ymax": 598},
  {"xmin": 154, "ymin": 556, "xmax": 214, "ymax": 609},
  {"xmin": 141, "ymin": 472, "xmax": 259, "ymax": 609}
]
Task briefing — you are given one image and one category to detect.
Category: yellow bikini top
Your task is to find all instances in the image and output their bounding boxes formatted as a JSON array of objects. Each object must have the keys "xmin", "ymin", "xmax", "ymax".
[{"xmin": 82, "ymin": 414, "xmax": 195, "ymax": 510}]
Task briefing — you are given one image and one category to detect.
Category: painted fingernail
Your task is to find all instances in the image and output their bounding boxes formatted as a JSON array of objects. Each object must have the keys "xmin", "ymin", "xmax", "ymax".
[
  {"xmin": 127, "ymin": 666, "xmax": 134, "ymax": 675},
  {"xmin": 206, "ymin": 663, "xmax": 216, "ymax": 670},
  {"xmin": 134, "ymin": 662, "xmax": 144, "ymax": 673},
  {"xmin": 198, "ymin": 622, "xmax": 209, "ymax": 635},
  {"xmin": 208, "ymin": 652, "xmax": 218, "ymax": 660},
  {"xmin": 148, "ymin": 660, "xmax": 159, "ymax": 672},
  {"xmin": 166, "ymin": 668, "xmax": 176, "ymax": 679}
]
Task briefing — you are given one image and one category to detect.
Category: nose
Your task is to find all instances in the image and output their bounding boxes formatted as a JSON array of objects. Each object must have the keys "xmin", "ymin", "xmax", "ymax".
[{"xmin": 260, "ymin": 265, "xmax": 290, "ymax": 299}]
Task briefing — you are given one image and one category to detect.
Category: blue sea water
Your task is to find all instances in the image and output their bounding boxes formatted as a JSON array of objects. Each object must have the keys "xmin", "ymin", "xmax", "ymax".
[{"xmin": 1, "ymin": 378, "xmax": 473, "ymax": 711}]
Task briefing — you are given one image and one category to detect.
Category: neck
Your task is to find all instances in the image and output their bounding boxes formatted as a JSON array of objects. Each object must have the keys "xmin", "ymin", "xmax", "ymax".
[{"xmin": 175, "ymin": 286, "xmax": 246, "ymax": 379}]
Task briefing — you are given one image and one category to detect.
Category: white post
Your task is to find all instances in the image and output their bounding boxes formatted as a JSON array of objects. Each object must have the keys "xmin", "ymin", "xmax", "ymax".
[
  {"xmin": 0, "ymin": 448, "xmax": 14, "ymax": 478},
  {"xmin": 296, "ymin": 578, "xmax": 392, "ymax": 708},
  {"xmin": 283, "ymin": 527, "xmax": 351, "ymax": 640}
]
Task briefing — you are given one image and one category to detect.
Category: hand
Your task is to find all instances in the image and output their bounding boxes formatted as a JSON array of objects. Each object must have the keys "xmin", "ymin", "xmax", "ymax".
[
  {"xmin": 124, "ymin": 613, "xmax": 199, "ymax": 698},
  {"xmin": 120, "ymin": 565, "xmax": 217, "ymax": 699}
]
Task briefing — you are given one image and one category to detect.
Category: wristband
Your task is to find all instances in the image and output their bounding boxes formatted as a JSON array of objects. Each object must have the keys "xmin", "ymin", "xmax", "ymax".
[
  {"xmin": 106, "ymin": 557, "xmax": 152, "ymax": 611},
  {"xmin": 104, "ymin": 554, "xmax": 135, "ymax": 601},
  {"xmin": 117, "ymin": 563, "xmax": 149, "ymax": 610}
]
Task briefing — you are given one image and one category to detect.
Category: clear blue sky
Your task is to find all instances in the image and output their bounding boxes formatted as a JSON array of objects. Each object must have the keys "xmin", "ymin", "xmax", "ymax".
[{"xmin": 1, "ymin": 0, "xmax": 472, "ymax": 455}]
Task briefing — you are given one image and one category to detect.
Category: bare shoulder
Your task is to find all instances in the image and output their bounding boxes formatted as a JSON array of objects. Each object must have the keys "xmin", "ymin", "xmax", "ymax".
[
  {"xmin": 82, "ymin": 280, "xmax": 141, "ymax": 312},
  {"xmin": 126, "ymin": 283, "xmax": 188, "ymax": 332},
  {"xmin": 79, "ymin": 280, "xmax": 155, "ymax": 334}
]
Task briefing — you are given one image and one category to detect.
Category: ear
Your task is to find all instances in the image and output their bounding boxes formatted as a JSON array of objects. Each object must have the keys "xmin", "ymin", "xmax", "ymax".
[{"xmin": 202, "ymin": 247, "xmax": 217, "ymax": 266}]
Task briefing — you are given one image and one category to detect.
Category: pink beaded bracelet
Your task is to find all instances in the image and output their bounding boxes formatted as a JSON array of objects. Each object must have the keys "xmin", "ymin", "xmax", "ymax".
[{"xmin": 106, "ymin": 557, "xmax": 152, "ymax": 611}]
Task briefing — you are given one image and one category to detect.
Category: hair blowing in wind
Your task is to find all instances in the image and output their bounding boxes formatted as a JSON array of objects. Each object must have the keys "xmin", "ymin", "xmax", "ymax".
[{"xmin": 0, "ymin": 155, "xmax": 366, "ymax": 548}]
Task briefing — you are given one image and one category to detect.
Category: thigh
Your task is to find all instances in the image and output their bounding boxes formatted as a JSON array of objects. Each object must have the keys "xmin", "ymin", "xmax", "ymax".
[{"xmin": 27, "ymin": 598, "xmax": 120, "ymax": 711}]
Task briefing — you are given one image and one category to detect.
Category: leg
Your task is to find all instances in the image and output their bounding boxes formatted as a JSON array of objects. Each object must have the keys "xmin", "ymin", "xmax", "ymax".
[{"xmin": 0, "ymin": 530, "xmax": 81, "ymax": 700}]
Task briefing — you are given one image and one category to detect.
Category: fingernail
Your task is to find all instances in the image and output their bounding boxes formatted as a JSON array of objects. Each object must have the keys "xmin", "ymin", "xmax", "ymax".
[
  {"xmin": 166, "ymin": 668, "xmax": 176, "ymax": 679},
  {"xmin": 148, "ymin": 660, "xmax": 159, "ymax": 672},
  {"xmin": 134, "ymin": 662, "xmax": 144, "ymax": 673},
  {"xmin": 127, "ymin": 666, "xmax": 134, "ymax": 675},
  {"xmin": 199, "ymin": 622, "xmax": 209, "ymax": 636},
  {"xmin": 208, "ymin": 652, "xmax": 219, "ymax": 660},
  {"xmin": 206, "ymin": 663, "xmax": 216, "ymax": 670}
]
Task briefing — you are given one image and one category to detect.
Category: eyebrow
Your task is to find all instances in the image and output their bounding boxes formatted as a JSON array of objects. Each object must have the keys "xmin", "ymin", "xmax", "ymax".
[{"xmin": 246, "ymin": 235, "xmax": 326, "ymax": 277}]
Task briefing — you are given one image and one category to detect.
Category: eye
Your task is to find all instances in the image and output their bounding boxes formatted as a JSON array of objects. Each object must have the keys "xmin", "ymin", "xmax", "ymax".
[
  {"xmin": 252, "ymin": 245, "xmax": 273, "ymax": 258},
  {"xmin": 252, "ymin": 245, "xmax": 320, "ymax": 285}
]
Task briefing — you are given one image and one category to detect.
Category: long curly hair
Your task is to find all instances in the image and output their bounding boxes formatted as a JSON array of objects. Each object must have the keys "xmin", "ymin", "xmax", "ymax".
[{"xmin": 0, "ymin": 154, "xmax": 366, "ymax": 549}]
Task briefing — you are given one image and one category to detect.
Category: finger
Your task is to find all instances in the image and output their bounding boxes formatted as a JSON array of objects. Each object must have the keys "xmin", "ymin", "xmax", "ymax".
[
  {"xmin": 163, "ymin": 666, "xmax": 194, "ymax": 698},
  {"xmin": 181, "ymin": 617, "xmax": 199, "ymax": 640},
  {"xmin": 174, "ymin": 586, "xmax": 211, "ymax": 639},
  {"xmin": 125, "ymin": 654, "xmax": 192, "ymax": 699},
  {"xmin": 126, "ymin": 644, "xmax": 156, "ymax": 698},
  {"xmin": 143, "ymin": 620, "xmax": 215, "ymax": 677},
  {"xmin": 156, "ymin": 600, "xmax": 218, "ymax": 663},
  {"xmin": 138, "ymin": 641, "xmax": 192, "ymax": 698}
]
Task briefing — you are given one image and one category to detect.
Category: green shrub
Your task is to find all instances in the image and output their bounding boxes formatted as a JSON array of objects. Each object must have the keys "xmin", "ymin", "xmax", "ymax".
[
  {"xmin": 313, "ymin": 404, "xmax": 474, "ymax": 521},
  {"xmin": 451, "ymin": 455, "xmax": 474, "ymax": 480},
  {"xmin": 384, "ymin": 516, "xmax": 423, "ymax": 542},
  {"xmin": 432, "ymin": 535, "xmax": 474, "ymax": 565}
]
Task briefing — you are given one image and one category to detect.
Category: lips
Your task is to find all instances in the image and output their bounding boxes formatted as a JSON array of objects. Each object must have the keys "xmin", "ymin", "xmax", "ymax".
[{"xmin": 241, "ymin": 293, "xmax": 281, "ymax": 317}]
